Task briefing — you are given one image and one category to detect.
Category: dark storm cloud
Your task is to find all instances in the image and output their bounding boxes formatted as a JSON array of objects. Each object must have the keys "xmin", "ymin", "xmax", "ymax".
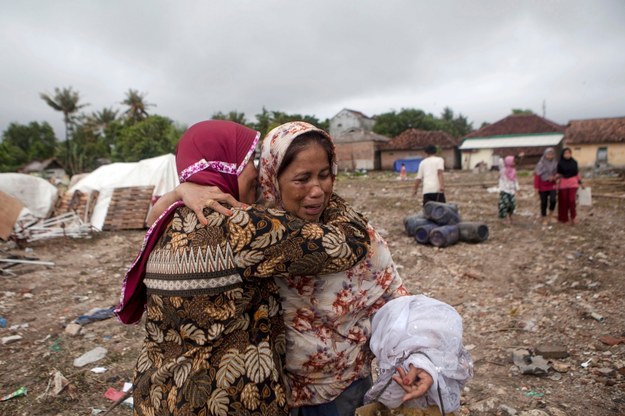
[{"xmin": 1, "ymin": 0, "xmax": 624, "ymax": 139}]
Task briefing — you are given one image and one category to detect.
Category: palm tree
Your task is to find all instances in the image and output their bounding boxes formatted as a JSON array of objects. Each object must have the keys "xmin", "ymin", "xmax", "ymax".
[
  {"xmin": 86, "ymin": 107, "xmax": 119, "ymax": 135},
  {"xmin": 40, "ymin": 87, "xmax": 89, "ymax": 168},
  {"xmin": 121, "ymin": 89, "xmax": 154, "ymax": 123}
]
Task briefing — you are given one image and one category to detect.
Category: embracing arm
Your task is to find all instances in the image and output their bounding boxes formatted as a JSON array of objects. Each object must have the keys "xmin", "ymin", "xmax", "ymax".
[
  {"xmin": 147, "ymin": 183, "xmax": 242, "ymax": 226},
  {"xmin": 230, "ymin": 193, "xmax": 370, "ymax": 279}
]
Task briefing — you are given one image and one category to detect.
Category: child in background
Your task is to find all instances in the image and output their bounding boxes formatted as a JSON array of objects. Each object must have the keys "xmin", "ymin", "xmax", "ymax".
[
  {"xmin": 498, "ymin": 155, "xmax": 520, "ymax": 223},
  {"xmin": 399, "ymin": 163, "xmax": 408, "ymax": 181}
]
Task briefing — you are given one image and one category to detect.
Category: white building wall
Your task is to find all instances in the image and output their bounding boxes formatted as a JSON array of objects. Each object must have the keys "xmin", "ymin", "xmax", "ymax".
[
  {"xmin": 461, "ymin": 149, "xmax": 494, "ymax": 170},
  {"xmin": 329, "ymin": 109, "xmax": 374, "ymax": 138}
]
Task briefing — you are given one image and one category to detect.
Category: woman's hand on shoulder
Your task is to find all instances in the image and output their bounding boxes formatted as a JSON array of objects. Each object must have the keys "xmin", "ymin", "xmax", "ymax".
[
  {"xmin": 175, "ymin": 182, "xmax": 244, "ymax": 225},
  {"xmin": 392, "ymin": 364, "xmax": 433, "ymax": 403}
]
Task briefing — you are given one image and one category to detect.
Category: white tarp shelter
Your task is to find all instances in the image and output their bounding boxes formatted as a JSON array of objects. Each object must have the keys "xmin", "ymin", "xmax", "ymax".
[
  {"xmin": 459, "ymin": 133, "xmax": 563, "ymax": 170},
  {"xmin": 0, "ymin": 173, "xmax": 59, "ymax": 218},
  {"xmin": 459, "ymin": 133, "xmax": 563, "ymax": 150},
  {"xmin": 69, "ymin": 154, "xmax": 179, "ymax": 230}
]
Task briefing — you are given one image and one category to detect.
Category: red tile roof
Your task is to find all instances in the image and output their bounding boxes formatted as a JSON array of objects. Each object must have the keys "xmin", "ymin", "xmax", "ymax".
[
  {"xmin": 564, "ymin": 116, "xmax": 625, "ymax": 144},
  {"xmin": 380, "ymin": 129, "xmax": 458, "ymax": 150},
  {"xmin": 464, "ymin": 114, "xmax": 564, "ymax": 139},
  {"xmin": 333, "ymin": 128, "xmax": 390, "ymax": 144},
  {"xmin": 492, "ymin": 146, "xmax": 547, "ymax": 157},
  {"xmin": 342, "ymin": 108, "xmax": 373, "ymax": 120}
]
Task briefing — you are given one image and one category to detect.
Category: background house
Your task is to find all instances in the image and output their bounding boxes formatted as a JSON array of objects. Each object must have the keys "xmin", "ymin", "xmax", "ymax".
[
  {"xmin": 18, "ymin": 157, "xmax": 66, "ymax": 182},
  {"xmin": 329, "ymin": 109, "xmax": 375, "ymax": 138},
  {"xmin": 563, "ymin": 116, "xmax": 625, "ymax": 168},
  {"xmin": 333, "ymin": 128, "xmax": 390, "ymax": 171},
  {"xmin": 459, "ymin": 114, "xmax": 564, "ymax": 170},
  {"xmin": 379, "ymin": 129, "xmax": 459, "ymax": 171}
]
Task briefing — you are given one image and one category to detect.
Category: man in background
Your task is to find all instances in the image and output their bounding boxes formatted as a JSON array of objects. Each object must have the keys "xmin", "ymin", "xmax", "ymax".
[{"xmin": 412, "ymin": 144, "xmax": 446, "ymax": 206}]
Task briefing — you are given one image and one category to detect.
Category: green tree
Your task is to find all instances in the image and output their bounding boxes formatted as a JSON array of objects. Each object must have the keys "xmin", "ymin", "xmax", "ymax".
[
  {"xmin": 0, "ymin": 122, "xmax": 58, "ymax": 172},
  {"xmin": 81, "ymin": 107, "xmax": 122, "ymax": 162},
  {"xmin": 122, "ymin": 89, "xmax": 154, "ymax": 123},
  {"xmin": 251, "ymin": 109, "xmax": 328, "ymax": 137},
  {"xmin": 372, "ymin": 107, "xmax": 473, "ymax": 138},
  {"xmin": 511, "ymin": 108, "xmax": 534, "ymax": 115},
  {"xmin": 373, "ymin": 108, "xmax": 438, "ymax": 137},
  {"xmin": 252, "ymin": 107, "xmax": 271, "ymax": 137},
  {"xmin": 86, "ymin": 107, "xmax": 119, "ymax": 135},
  {"xmin": 39, "ymin": 86, "xmax": 88, "ymax": 170},
  {"xmin": 212, "ymin": 111, "xmax": 249, "ymax": 126},
  {"xmin": 60, "ymin": 121, "xmax": 117, "ymax": 173},
  {"xmin": 436, "ymin": 107, "xmax": 473, "ymax": 138},
  {"xmin": 114, "ymin": 115, "xmax": 183, "ymax": 162}
]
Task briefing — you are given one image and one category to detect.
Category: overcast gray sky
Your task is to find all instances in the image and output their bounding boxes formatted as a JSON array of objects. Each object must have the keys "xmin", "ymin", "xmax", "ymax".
[{"xmin": 1, "ymin": 0, "xmax": 624, "ymax": 139}]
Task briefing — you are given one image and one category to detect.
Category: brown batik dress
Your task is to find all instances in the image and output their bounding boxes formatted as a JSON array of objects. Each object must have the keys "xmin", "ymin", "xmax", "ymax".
[{"xmin": 132, "ymin": 195, "xmax": 369, "ymax": 416}]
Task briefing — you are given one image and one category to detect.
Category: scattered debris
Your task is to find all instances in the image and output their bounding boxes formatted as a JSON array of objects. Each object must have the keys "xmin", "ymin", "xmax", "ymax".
[
  {"xmin": 0, "ymin": 386, "xmax": 27, "ymax": 402},
  {"xmin": 512, "ymin": 349, "xmax": 550, "ymax": 375},
  {"xmin": 599, "ymin": 335, "xmax": 625, "ymax": 346},
  {"xmin": 13, "ymin": 212, "xmax": 92, "ymax": 242},
  {"xmin": 91, "ymin": 367, "xmax": 107, "ymax": 374},
  {"xmin": 74, "ymin": 306, "xmax": 116, "ymax": 326},
  {"xmin": 534, "ymin": 344, "xmax": 569, "ymax": 359},
  {"xmin": 65, "ymin": 322, "xmax": 82, "ymax": 336},
  {"xmin": 39, "ymin": 370, "xmax": 70, "ymax": 398},
  {"xmin": 73, "ymin": 346, "xmax": 108, "ymax": 367},
  {"xmin": 552, "ymin": 362, "xmax": 571, "ymax": 373},
  {"xmin": 101, "ymin": 383, "xmax": 134, "ymax": 414},
  {"xmin": 588, "ymin": 311, "xmax": 604, "ymax": 322},
  {"xmin": 2, "ymin": 335, "xmax": 23, "ymax": 345}
]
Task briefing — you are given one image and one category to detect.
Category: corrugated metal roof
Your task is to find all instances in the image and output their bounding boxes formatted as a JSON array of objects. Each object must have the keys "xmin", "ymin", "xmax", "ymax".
[{"xmin": 459, "ymin": 133, "xmax": 563, "ymax": 150}]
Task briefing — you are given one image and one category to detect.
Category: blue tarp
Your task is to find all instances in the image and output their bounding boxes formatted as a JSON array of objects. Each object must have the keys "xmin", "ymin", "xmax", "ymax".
[{"xmin": 393, "ymin": 158, "xmax": 422, "ymax": 173}]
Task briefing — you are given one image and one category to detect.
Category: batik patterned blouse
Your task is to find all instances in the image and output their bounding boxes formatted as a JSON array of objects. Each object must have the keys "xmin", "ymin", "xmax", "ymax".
[
  {"xmin": 277, "ymin": 226, "xmax": 409, "ymax": 407},
  {"xmin": 132, "ymin": 195, "xmax": 369, "ymax": 416}
]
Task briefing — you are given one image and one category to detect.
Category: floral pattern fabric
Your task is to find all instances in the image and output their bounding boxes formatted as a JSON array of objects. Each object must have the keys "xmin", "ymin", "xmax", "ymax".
[
  {"xmin": 132, "ymin": 195, "xmax": 369, "ymax": 416},
  {"xmin": 279, "ymin": 226, "xmax": 409, "ymax": 407},
  {"xmin": 255, "ymin": 121, "xmax": 409, "ymax": 408}
]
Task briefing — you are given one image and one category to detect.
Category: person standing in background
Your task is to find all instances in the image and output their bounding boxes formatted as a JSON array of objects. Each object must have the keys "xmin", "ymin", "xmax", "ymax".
[
  {"xmin": 412, "ymin": 144, "xmax": 445, "ymax": 206},
  {"xmin": 534, "ymin": 147, "xmax": 558, "ymax": 225},
  {"xmin": 498, "ymin": 155, "xmax": 520, "ymax": 223},
  {"xmin": 556, "ymin": 147, "xmax": 583, "ymax": 224}
]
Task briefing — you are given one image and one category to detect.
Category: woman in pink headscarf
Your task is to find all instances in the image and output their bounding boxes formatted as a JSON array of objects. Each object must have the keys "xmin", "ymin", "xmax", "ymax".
[{"xmin": 117, "ymin": 120, "xmax": 371, "ymax": 416}]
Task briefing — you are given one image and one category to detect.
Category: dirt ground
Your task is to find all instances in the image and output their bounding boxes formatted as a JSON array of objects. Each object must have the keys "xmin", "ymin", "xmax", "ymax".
[{"xmin": 1, "ymin": 170, "xmax": 624, "ymax": 416}]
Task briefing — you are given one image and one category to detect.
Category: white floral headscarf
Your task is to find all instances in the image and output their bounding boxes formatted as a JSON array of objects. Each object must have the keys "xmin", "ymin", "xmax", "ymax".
[{"xmin": 259, "ymin": 121, "xmax": 336, "ymax": 209}]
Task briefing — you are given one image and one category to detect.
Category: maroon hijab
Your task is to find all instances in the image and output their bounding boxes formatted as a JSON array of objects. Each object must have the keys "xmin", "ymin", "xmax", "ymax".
[{"xmin": 115, "ymin": 120, "xmax": 260, "ymax": 324}]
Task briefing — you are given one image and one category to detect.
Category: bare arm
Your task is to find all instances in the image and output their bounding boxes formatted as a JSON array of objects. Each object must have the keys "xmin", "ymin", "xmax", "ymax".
[
  {"xmin": 437, "ymin": 169, "xmax": 445, "ymax": 193},
  {"xmin": 412, "ymin": 178, "xmax": 422, "ymax": 196},
  {"xmin": 147, "ymin": 183, "xmax": 242, "ymax": 226}
]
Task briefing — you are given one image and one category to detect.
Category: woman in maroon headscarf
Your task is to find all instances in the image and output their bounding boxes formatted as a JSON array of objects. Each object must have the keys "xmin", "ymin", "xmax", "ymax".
[{"xmin": 116, "ymin": 120, "xmax": 370, "ymax": 416}]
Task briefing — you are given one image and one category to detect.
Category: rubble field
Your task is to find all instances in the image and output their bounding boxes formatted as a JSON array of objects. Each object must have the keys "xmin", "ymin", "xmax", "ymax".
[{"xmin": 1, "ymin": 170, "xmax": 624, "ymax": 415}]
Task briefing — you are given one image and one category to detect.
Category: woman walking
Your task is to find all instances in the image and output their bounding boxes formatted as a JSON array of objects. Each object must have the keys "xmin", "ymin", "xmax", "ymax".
[
  {"xmin": 556, "ymin": 147, "xmax": 583, "ymax": 224},
  {"xmin": 534, "ymin": 147, "xmax": 558, "ymax": 224}
]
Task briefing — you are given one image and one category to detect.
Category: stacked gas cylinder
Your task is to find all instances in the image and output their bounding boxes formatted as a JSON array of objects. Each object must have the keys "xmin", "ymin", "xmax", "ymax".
[{"xmin": 404, "ymin": 201, "xmax": 489, "ymax": 247}]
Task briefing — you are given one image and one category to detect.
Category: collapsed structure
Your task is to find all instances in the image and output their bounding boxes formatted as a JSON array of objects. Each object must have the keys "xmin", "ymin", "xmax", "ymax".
[{"xmin": 0, "ymin": 154, "xmax": 178, "ymax": 242}]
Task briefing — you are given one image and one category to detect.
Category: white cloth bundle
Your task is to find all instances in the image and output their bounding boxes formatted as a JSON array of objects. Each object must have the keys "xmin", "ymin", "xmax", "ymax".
[{"xmin": 365, "ymin": 295, "xmax": 473, "ymax": 413}]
